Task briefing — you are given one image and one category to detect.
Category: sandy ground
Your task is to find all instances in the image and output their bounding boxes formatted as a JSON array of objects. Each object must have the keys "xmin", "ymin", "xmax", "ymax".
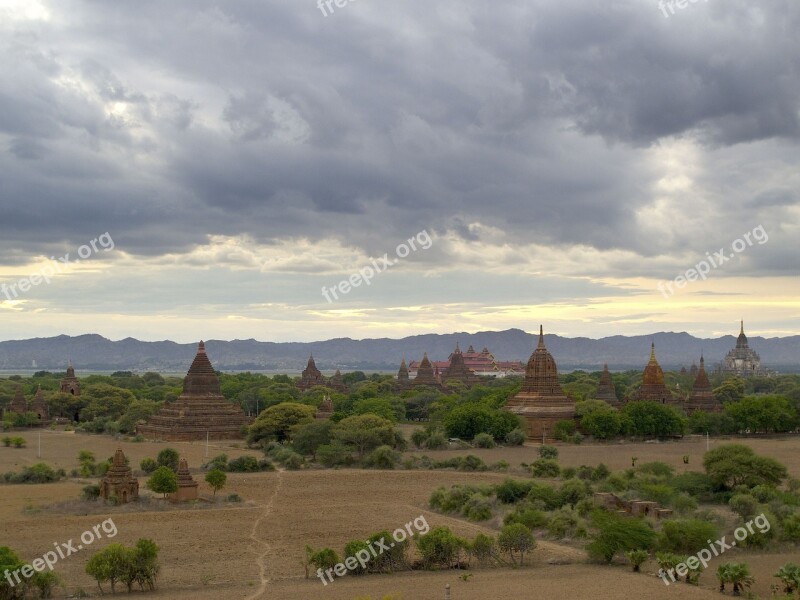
[{"xmin": 1, "ymin": 432, "xmax": 798, "ymax": 598}]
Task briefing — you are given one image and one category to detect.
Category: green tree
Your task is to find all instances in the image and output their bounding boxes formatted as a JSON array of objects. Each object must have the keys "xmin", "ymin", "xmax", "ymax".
[
  {"xmin": 658, "ymin": 519, "xmax": 718, "ymax": 554},
  {"xmin": 586, "ymin": 510, "xmax": 656, "ymax": 563},
  {"xmin": 416, "ymin": 526, "xmax": 462, "ymax": 570},
  {"xmin": 498, "ymin": 523, "xmax": 536, "ymax": 565},
  {"xmin": 85, "ymin": 543, "xmax": 133, "ymax": 594},
  {"xmin": 581, "ymin": 407, "xmax": 623, "ymax": 439},
  {"xmin": 444, "ymin": 404, "xmax": 495, "ymax": 440},
  {"xmin": 248, "ymin": 402, "xmax": 315, "ymax": 444},
  {"xmin": 332, "ymin": 414, "xmax": 395, "ymax": 459},
  {"xmin": 205, "ymin": 469, "xmax": 227, "ymax": 496},
  {"xmin": 156, "ymin": 448, "xmax": 180, "ymax": 472},
  {"xmin": 621, "ymin": 401, "xmax": 686, "ymax": 438},
  {"xmin": 291, "ymin": 420, "xmax": 332, "ymax": 459},
  {"xmin": 703, "ymin": 444, "xmax": 787, "ymax": 489},
  {"xmin": 146, "ymin": 466, "xmax": 178, "ymax": 499},
  {"xmin": 626, "ymin": 549, "xmax": 649, "ymax": 572},
  {"xmin": 140, "ymin": 457, "xmax": 158, "ymax": 474},
  {"xmin": 0, "ymin": 545, "xmax": 27, "ymax": 599},
  {"xmin": 774, "ymin": 563, "xmax": 800, "ymax": 595}
]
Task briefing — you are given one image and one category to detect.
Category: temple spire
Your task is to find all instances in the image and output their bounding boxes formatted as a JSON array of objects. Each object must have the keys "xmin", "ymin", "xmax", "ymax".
[
  {"xmin": 649, "ymin": 342, "xmax": 657, "ymax": 362},
  {"xmin": 537, "ymin": 325, "xmax": 545, "ymax": 349},
  {"xmin": 740, "ymin": 320, "xmax": 744, "ymax": 335}
]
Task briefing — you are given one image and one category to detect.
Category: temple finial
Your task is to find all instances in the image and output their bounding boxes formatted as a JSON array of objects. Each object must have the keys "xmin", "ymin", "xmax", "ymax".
[
  {"xmin": 537, "ymin": 325, "xmax": 545, "ymax": 348},
  {"xmin": 740, "ymin": 320, "xmax": 744, "ymax": 335}
]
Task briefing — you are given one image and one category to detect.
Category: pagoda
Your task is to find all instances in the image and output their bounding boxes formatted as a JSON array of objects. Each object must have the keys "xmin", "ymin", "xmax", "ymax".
[
  {"xmin": 633, "ymin": 343, "xmax": 674, "ymax": 404},
  {"xmin": 395, "ymin": 357, "xmax": 411, "ymax": 391},
  {"xmin": 100, "ymin": 449, "xmax": 139, "ymax": 504},
  {"xmin": 297, "ymin": 354, "xmax": 326, "ymax": 391},
  {"xmin": 327, "ymin": 369, "xmax": 348, "ymax": 393},
  {"xmin": 685, "ymin": 355, "xmax": 721, "ymax": 414},
  {"xmin": 722, "ymin": 321, "xmax": 768, "ymax": 377},
  {"xmin": 59, "ymin": 363, "xmax": 81, "ymax": 396},
  {"xmin": 9, "ymin": 385, "xmax": 27, "ymax": 414},
  {"xmin": 441, "ymin": 343, "xmax": 480, "ymax": 388},
  {"xmin": 138, "ymin": 341, "xmax": 249, "ymax": 441},
  {"xmin": 689, "ymin": 362, "xmax": 698, "ymax": 378},
  {"xmin": 503, "ymin": 325, "xmax": 576, "ymax": 441},
  {"xmin": 30, "ymin": 386, "xmax": 50, "ymax": 424},
  {"xmin": 169, "ymin": 458, "xmax": 199, "ymax": 503},
  {"xmin": 595, "ymin": 364, "xmax": 620, "ymax": 408},
  {"xmin": 412, "ymin": 353, "xmax": 441, "ymax": 389},
  {"xmin": 315, "ymin": 395, "xmax": 334, "ymax": 420}
]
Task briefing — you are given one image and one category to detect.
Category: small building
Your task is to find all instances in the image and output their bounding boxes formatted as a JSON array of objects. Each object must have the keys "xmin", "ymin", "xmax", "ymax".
[
  {"xmin": 30, "ymin": 386, "xmax": 50, "ymax": 425},
  {"xmin": 169, "ymin": 458, "xmax": 199, "ymax": 503},
  {"xmin": 327, "ymin": 369, "xmax": 348, "ymax": 393},
  {"xmin": 100, "ymin": 449, "xmax": 139, "ymax": 504},
  {"xmin": 9, "ymin": 385, "xmax": 27, "ymax": 415},
  {"xmin": 315, "ymin": 395, "xmax": 334, "ymax": 420},
  {"xmin": 297, "ymin": 354, "xmax": 326, "ymax": 391}
]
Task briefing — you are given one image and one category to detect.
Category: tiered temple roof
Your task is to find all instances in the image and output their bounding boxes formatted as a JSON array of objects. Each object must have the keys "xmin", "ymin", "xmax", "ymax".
[
  {"xmin": 440, "ymin": 343, "xmax": 481, "ymax": 388},
  {"xmin": 722, "ymin": 321, "xmax": 768, "ymax": 377},
  {"xmin": 408, "ymin": 345, "xmax": 524, "ymax": 377},
  {"xmin": 60, "ymin": 363, "xmax": 81, "ymax": 396},
  {"xmin": 328, "ymin": 369, "xmax": 348, "ymax": 393},
  {"xmin": 297, "ymin": 354, "xmax": 326, "ymax": 391},
  {"xmin": 685, "ymin": 355, "xmax": 720, "ymax": 414},
  {"xmin": 170, "ymin": 457, "xmax": 199, "ymax": 502},
  {"xmin": 315, "ymin": 395, "xmax": 334, "ymax": 420},
  {"xmin": 412, "ymin": 353, "xmax": 442, "ymax": 389},
  {"xmin": 138, "ymin": 341, "xmax": 249, "ymax": 441},
  {"xmin": 503, "ymin": 325, "xmax": 576, "ymax": 441},
  {"xmin": 595, "ymin": 364, "xmax": 620, "ymax": 408},
  {"xmin": 395, "ymin": 357, "xmax": 411, "ymax": 390},
  {"xmin": 30, "ymin": 385, "xmax": 49, "ymax": 423},
  {"xmin": 100, "ymin": 449, "xmax": 138, "ymax": 503},
  {"xmin": 9, "ymin": 385, "xmax": 27, "ymax": 414},
  {"xmin": 633, "ymin": 344, "xmax": 675, "ymax": 404}
]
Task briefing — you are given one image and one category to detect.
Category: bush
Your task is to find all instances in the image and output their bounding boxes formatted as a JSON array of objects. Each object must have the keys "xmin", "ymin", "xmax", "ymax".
[
  {"xmin": 305, "ymin": 546, "xmax": 339, "ymax": 572},
  {"xmin": 498, "ymin": 523, "xmax": 536, "ymax": 565},
  {"xmin": 140, "ymin": 458, "xmax": 158, "ymax": 474},
  {"xmin": 495, "ymin": 479, "xmax": 534, "ymax": 504},
  {"xmin": 423, "ymin": 432, "xmax": 448, "ymax": 450},
  {"xmin": 343, "ymin": 540, "xmax": 371, "ymax": 575},
  {"xmin": 782, "ymin": 513, "xmax": 800, "ymax": 542},
  {"xmin": 411, "ymin": 429, "xmax": 428, "ymax": 449},
  {"xmin": 316, "ymin": 443, "xmax": 353, "ymax": 467},
  {"xmin": 470, "ymin": 533, "xmax": 497, "ymax": 565},
  {"xmin": 539, "ymin": 445, "xmax": 559, "ymax": 459},
  {"xmin": 82, "ymin": 484, "xmax": 101, "ymax": 501},
  {"xmin": 729, "ymin": 494, "xmax": 760, "ymax": 519},
  {"xmin": 473, "ymin": 433, "xmax": 495, "ymax": 449},
  {"xmin": 553, "ymin": 421, "xmax": 576, "ymax": 441},
  {"xmin": 363, "ymin": 445, "xmax": 401, "ymax": 469},
  {"xmin": 505, "ymin": 428, "xmax": 527, "ymax": 446},
  {"xmin": 530, "ymin": 459, "xmax": 560, "ymax": 478},
  {"xmin": 658, "ymin": 520, "xmax": 718, "ymax": 554},
  {"xmin": 558, "ymin": 479, "xmax": 590, "ymax": 507},
  {"xmin": 527, "ymin": 482, "xmax": 560, "ymax": 510},
  {"xmin": 462, "ymin": 493, "xmax": 493, "ymax": 521},
  {"xmin": 504, "ymin": 505, "xmax": 548, "ymax": 530},
  {"xmin": 156, "ymin": 448, "xmax": 180, "ymax": 472},
  {"xmin": 204, "ymin": 454, "xmax": 228, "ymax": 471},
  {"xmin": 416, "ymin": 526, "xmax": 463, "ymax": 570},
  {"xmin": 12, "ymin": 437, "xmax": 26, "ymax": 448},
  {"xmin": 587, "ymin": 510, "xmax": 656, "ymax": 563},
  {"xmin": 227, "ymin": 456, "xmax": 261, "ymax": 472},
  {"xmin": 5, "ymin": 463, "xmax": 64, "ymax": 484},
  {"xmin": 546, "ymin": 507, "xmax": 587, "ymax": 539}
]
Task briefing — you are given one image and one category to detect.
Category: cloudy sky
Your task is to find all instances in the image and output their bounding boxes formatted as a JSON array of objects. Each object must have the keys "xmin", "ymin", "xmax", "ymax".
[{"xmin": 0, "ymin": 0, "xmax": 798, "ymax": 343}]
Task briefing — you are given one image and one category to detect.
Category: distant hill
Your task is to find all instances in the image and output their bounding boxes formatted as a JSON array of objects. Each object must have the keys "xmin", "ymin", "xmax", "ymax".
[{"xmin": 0, "ymin": 329, "xmax": 798, "ymax": 373}]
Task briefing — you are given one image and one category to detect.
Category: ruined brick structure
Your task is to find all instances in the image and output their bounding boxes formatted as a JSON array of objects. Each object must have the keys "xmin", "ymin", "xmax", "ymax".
[
  {"xmin": 30, "ymin": 386, "xmax": 49, "ymax": 423},
  {"xmin": 60, "ymin": 363, "xmax": 81, "ymax": 396},
  {"xmin": 395, "ymin": 357, "xmax": 411, "ymax": 391},
  {"xmin": 315, "ymin": 395, "xmax": 334, "ymax": 420},
  {"xmin": 100, "ymin": 449, "xmax": 139, "ymax": 504},
  {"xmin": 9, "ymin": 385, "xmax": 27, "ymax": 414},
  {"xmin": 138, "ymin": 341, "xmax": 248, "ymax": 441}
]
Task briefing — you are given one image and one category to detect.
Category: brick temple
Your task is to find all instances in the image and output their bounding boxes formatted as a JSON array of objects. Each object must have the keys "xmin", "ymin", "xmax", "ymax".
[
  {"xmin": 412, "ymin": 352, "xmax": 442, "ymax": 389},
  {"xmin": 100, "ymin": 449, "xmax": 139, "ymax": 504},
  {"xmin": 721, "ymin": 321, "xmax": 768, "ymax": 377},
  {"xmin": 297, "ymin": 354, "xmax": 326, "ymax": 391},
  {"xmin": 595, "ymin": 364, "xmax": 620, "ymax": 408},
  {"xmin": 503, "ymin": 326, "xmax": 576, "ymax": 441},
  {"xmin": 9, "ymin": 385, "xmax": 27, "ymax": 415},
  {"xmin": 31, "ymin": 386, "xmax": 50, "ymax": 424},
  {"xmin": 633, "ymin": 343, "xmax": 675, "ymax": 404},
  {"xmin": 315, "ymin": 395, "xmax": 334, "ymax": 419},
  {"xmin": 440, "ymin": 343, "xmax": 480, "ymax": 388},
  {"xmin": 138, "ymin": 341, "xmax": 249, "ymax": 441},
  {"xmin": 395, "ymin": 357, "xmax": 411, "ymax": 391},
  {"xmin": 169, "ymin": 457, "xmax": 199, "ymax": 503},
  {"xmin": 60, "ymin": 363, "xmax": 81, "ymax": 396},
  {"xmin": 685, "ymin": 355, "xmax": 720, "ymax": 414}
]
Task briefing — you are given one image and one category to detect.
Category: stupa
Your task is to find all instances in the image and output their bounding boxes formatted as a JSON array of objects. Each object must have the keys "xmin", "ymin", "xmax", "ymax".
[
  {"xmin": 633, "ymin": 344, "xmax": 674, "ymax": 404},
  {"xmin": 595, "ymin": 364, "xmax": 620, "ymax": 408},
  {"xmin": 169, "ymin": 457, "xmax": 199, "ymax": 503},
  {"xmin": 412, "ymin": 353, "xmax": 441, "ymax": 389},
  {"xmin": 100, "ymin": 449, "xmax": 139, "ymax": 503},
  {"xmin": 441, "ymin": 343, "xmax": 481, "ymax": 389},
  {"xmin": 138, "ymin": 341, "xmax": 249, "ymax": 441},
  {"xmin": 297, "ymin": 354, "xmax": 326, "ymax": 391},
  {"xmin": 59, "ymin": 363, "xmax": 81, "ymax": 396},
  {"xmin": 395, "ymin": 357, "xmax": 411, "ymax": 391},
  {"xmin": 30, "ymin": 386, "xmax": 50, "ymax": 424},
  {"xmin": 685, "ymin": 355, "xmax": 721, "ymax": 414},
  {"xmin": 315, "ymin": 395, "xmax": 334, "ymax": 420},
  {"xmin": 9, "ymin": 385, "xmax": 27, "ymax": 414},
  {"xmin": 503, "ymin": 326, "xmax": 576, "ymax": 441}
]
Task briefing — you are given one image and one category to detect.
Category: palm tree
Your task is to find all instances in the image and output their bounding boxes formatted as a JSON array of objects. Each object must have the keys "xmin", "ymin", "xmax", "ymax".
[
  {"xmin": 717, "ymin": 563, "xmax": 732, "ymax": 593},
  {"xmin": 775, "ymin": 563, "xmax": 800, "ymax": 595},
  {"xmin": 625, "ymin": 549, "xmax": 649, "ymax": 572},
  {"xmin": 727, "ymin": 563, "xmax": 754, "ymax": 596}
]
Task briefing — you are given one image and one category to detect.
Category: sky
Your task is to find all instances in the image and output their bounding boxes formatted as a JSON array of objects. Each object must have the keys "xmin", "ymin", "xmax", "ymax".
[{"xmin": 0, "ymin": 0, "xmax": 798, "ymax": 343}]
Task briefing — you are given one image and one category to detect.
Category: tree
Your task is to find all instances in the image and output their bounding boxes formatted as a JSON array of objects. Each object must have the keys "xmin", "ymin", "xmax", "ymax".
[
  {"xmin": 444, "ymin": 404, "xmax": 495, "ymax": 440},
  {"xmin": 774, "ymin": 563, "xmax": 800, "ymax": 595},
  {"xmin": 658, "ymin": 519, "xmax": 718, "ymax": 554},
  {"xmin": 0, "ymin": 545, "xmax": 27, "ymax": 599},
  {"xmin": 621, "ymin": 401, "xmax": 686, "ymax": 438},
  {"xmin": 156, "ymin": 448, "xmax": 180, "ymax": 472},
  {"xmin": 146, "ymin": 466, "xmax": 178, "ymax": 499},
  {"xmin": 581, "ymin": 407, "xmax": 623, "ymax": 439},
  {"xmin": 725, "ymin": 395, "xmax": 798, "ymax": 433},
  {"xmin": 626, "ymin": 549, "xmax": 649, "ymax": 572},
  {"xmin": 586, "ymin": 510, "xmax": 656, "ymax": 563},
  {"xmin": 498, "ymin": 523, "xmax": 536, "ymax": 565},
  {"xmin": 291, "ymin": 420, "xmax": 332, "ymax": 459},
  {"xmin": 727, "ymin": 562, "xmax": 754, "ymax": 596},
  {"xmin": 703, "ymin": 444, "xmax": 787, "ymax": 489},
  {"xmin": 416, "ymin": 526, "xmax": 463, "ymax": 570},
  {"xmin": 140, "ymin": 457, "xmax": 158, "ymax": 474},
  {"xmin": 332, "ymin": 414, "xmax": 395, "ymax": 459},
  {"xmin": 248, "ymin": 402, "xmax": 315, "ymax": 444},
  {"xmin": 85, "ymin": 544, "xmax": 133, "ymax": 594},
  {"xmin": 470, "ymin": 533, "xmax": 497, "ymax": 566},
  {"xmin": 129, "ymin": 538, "xmax": 160, "ymax": 591},
  {"xmin": 538, "ymin": 445, "xmax": 558, "ymax": 459},
  {"xmin": 205, "ymin": 469, "xmax": 227, "ymax": 496}
]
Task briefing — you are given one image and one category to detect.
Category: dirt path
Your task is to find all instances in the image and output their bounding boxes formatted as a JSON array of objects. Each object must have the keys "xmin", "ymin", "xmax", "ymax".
[{"xmin": 245, "ymin": 469, "xmax": 284, "ymax": 600}]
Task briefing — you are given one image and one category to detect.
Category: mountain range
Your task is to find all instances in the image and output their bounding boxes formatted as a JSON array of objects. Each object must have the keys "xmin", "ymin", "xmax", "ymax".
[{"xmin": 0, "ymin": 329, "xmax": 798, "ymax": 373}]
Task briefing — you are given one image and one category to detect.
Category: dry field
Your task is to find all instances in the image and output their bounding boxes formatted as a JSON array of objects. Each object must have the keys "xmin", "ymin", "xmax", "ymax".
[{"xmin": 1, "ymin": 432, "xmax": 799, "ymax": 599}]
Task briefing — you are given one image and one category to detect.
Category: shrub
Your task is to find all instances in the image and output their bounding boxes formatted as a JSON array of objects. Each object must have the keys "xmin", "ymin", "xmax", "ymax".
[
  {"xmin": 226, "ymin": 493, "xmax": 242, "ymax": 502},
  {"xmin": 316, "ymin": 443, "xmax": 353, "ymax": 467},
  {"xmin": 530, "ymin": 459, "xmax": 560, "ymax": 478},
  {"xmin": 12, "ymin": 437, "xmax": 26, "ymax": 448},
  {"xmin": 626, "ymin": 549, "xmax": 649, "ymax": 572},
  {"xmin": 470, "ymin": 533, "xmax": 497, "ymax": 565},
  {"xmin": 363, "ymin": 445, "xmax": 401, "ymax": 469},
  {"xmin": 505, "ymin": 428, "xmax": 526, "ymax": 446},
  {"xmin": 546, "ymin": 507, "xmax": 587, "ymax": 539},
  {"xmin": 411, "ymin": 429, "xmax": 428, "ymax": 449},
  {"xmin": 658, "ymin": 520, "xmax": 718, "ymax": 554},
  {"xmin": 463, "ymin": 493, "xmax": 493, "ymax": 521},
  {"xmin": 637, "ymin": 462, "xmax": 675, "ymax": 478},
  {"xmin": 498, "ymin": 523, "xmax": 536, "ymax": 565},
  {"xmin": 495, "ymin": 479, "xmax": 534, "ymax": 504},
  {"xmin": 343, "ymin": 540, "xmax": 371, "ymax": 575},
  {"xmin": 423, "ymin": 432, "xmax": 448, "ymax": 450},
  {"xmin": 504, "ymin": 505, "xmax": 548, "ymax": 530},
  {"xmin": 586, "ymin": 510, "xmax": 656, "ymax": 563},
  {"xmin": 82, "ymin": 484, "xmax": 101, "ymax": 501},
  {"xmin": 558, "ymin": 479, "xmax": 590, "ymax": 507},
  {"xmin": 156, "ymin": 448, "xmax": 180, "ymax": 472},
  {"xmin": 473, "ymin": 433, "xmax": 495, "ymax": 449},
  {"xmin": 592, "ymin": 464, "xmax": 611, "ymax": 481},
  {"xmin": 417, "ymin": 526, "xmax": 462, "ymax": 569},
  {"xmin": 553, "ymin": 420, "xmax": 576, "ymax": 441},
  {"xmin": 539, "ymin": 445, "xmax": 558, "ymax": 459},
  {"xmin": 527, "ymin": 482, "xmax": 560, "ymax": 510},
  {"xmin": 729, "ymin": 493, "xmax": 759, "ymax": 519},
  {"xmin": 782, "ymin": 513, "xmax": 800, "ymax": 542},
  {"xmin": 227, "ymin": 456, "xmax": 261, "ymax": 472},
  {"xmin": 305, "ymin": 546, "xmax": 339, "ymax": 572},
  {"xmin": 140, "ymin": 458, "xmax": 158, "ymax": 474},
  {"xmin": 1, "ymin": 437, "xmax": 10, "ymax": 447},
  {"xmin": 205, "ymin": 454, "xmax": 228, "ymax": 471}
]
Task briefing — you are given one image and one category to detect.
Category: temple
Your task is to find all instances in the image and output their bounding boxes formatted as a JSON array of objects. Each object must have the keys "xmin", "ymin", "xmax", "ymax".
[
  {"xmin": 440, "ymin": 343, "xmax": 481, "ymax": 389},
  {"xmin": 328, "ymin": 369, "xmax": 348, "ymax": 393},
  {"xmin": 315, "ymin": 395, "xmax": 334, "ymax": 420},
  {"xmin": 395, "ymin": 357, "xmax": 411, "ymax": 391},
  {"xmin": 595, "ymin": 364, "xmax": 620, "ymax": 408},
  {"xmin": 632, "ymin": 343, "xmax": 675, "ymax": 404},
  {"xmin": 412, "ymin": 352, "xmax": 442, "ymax": 389},
  {"xmin": 685, "ymin": 355, "xmax": 720, "ymax": 414},
  {"xmin": 297, "ymin": 354, "xmax": 326, "ymax": 391},
  {"xmin": 60, "ymin": 363, "xmax": 81, "ymax": 396},
  {"xmin": 138, "ymin": 341, "xmax": 249, "ymax": 441},
  {"xmin": 721, "ymin": 321, "xmax": 768, "ymax": 377},
  {"xmin": 100, "ymin": 449, "xmax": 139, "ymax": 504},
  {"xmin": 9, "ymin": 385, "xmax": 27, "ymax": 414},
  {"xmin": 169, "ymin": 457, "xmax": 199, "ymax": 503},
  {"xmin": 30, "ymin": 386, "xmax": 49, "ymax": 424},
  {"xmin": 503, "ymin": 326, "xmax": 576, "ymax": 441},
  {"xmin": 408, "ymin": 345, "xmax": 524, "ymax": 378}
]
